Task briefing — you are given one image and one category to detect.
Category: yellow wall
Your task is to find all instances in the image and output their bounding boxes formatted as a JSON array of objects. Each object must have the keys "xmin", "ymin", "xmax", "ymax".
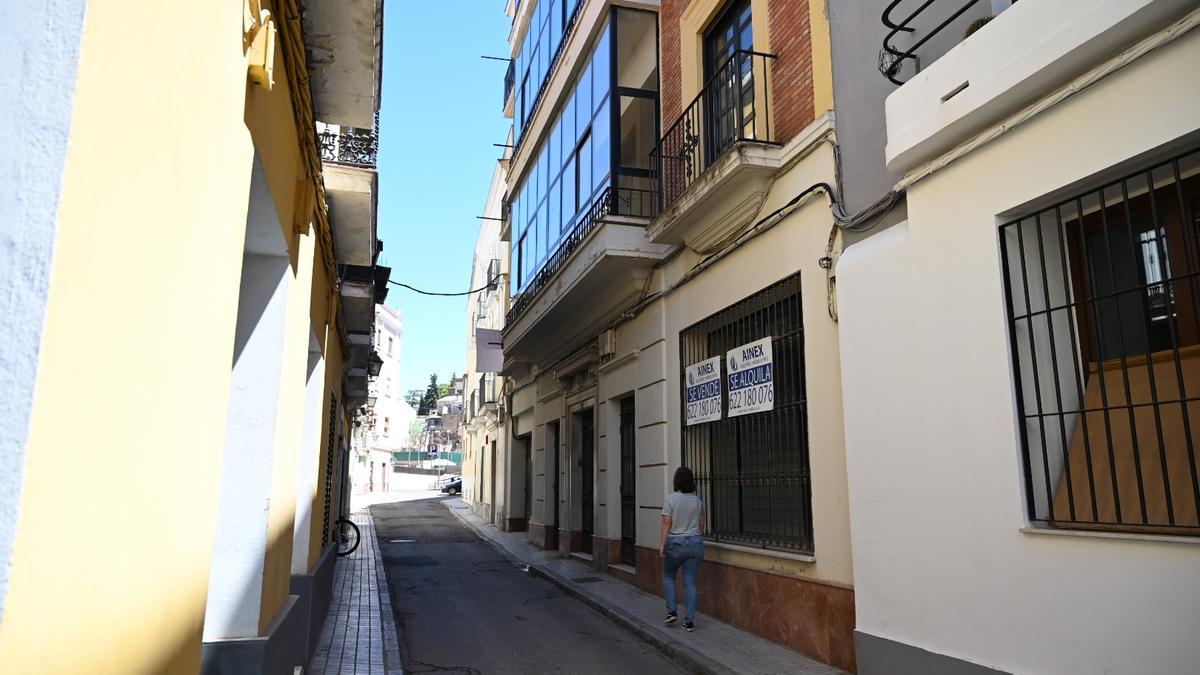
[
  {"xmin": 307, "ymin": 280, "xmax": 346, "ymax": 571},
  {"xmin": 0, "ymin": 0, "xmax": 348, "ymax": 671},
  {"xmin": 0, "ymin": 1, "xmax": 254, "ymax": 672}
]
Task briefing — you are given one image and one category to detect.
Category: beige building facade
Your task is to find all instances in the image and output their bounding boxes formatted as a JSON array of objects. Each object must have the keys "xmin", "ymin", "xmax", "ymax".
[{"xmin": 489, "ymin": 0, "xmax": 856, "ymax": 669}]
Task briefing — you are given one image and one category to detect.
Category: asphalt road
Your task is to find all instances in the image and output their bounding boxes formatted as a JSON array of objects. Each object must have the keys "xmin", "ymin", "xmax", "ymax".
[{"xmin": 371, "ymin": 493, "xmax": 687, "ymax": 675}]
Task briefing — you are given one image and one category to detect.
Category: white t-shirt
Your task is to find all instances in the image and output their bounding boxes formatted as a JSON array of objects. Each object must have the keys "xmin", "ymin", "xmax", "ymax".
[{"xmin": 662, "ymin": 491, "xmax": 703, "ymax": 536}]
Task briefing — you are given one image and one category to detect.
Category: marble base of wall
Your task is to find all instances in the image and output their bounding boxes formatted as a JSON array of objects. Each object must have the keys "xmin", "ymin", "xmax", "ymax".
[
  {"xmin": 200, "ymin": 594, "xmax": 303, "ymax": 675},
  {"xmin": 502, "ymin": 516, "xmax": 527, "ymax": 532},
  {"xmin": 589, "ymin": 543, "xmax": 857, "ymax": 672},
  {"xmin": 855, "ymin": 632, "xmax": 1009, "ymax": 675},
  {"xmin": 288, "ymin": 546, "xmax": 336, "ymax": 667}
]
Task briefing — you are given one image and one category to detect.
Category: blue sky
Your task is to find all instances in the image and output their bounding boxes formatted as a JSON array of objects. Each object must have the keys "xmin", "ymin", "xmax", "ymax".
[{"xmin": 376, "ymin": 1, "xmax": 512, "ymax": 396}]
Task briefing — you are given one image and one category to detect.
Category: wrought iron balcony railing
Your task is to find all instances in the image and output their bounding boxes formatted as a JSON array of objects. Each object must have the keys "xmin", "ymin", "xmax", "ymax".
[
  {"xmin": 651, "ymin": 50, "xmax": 777, "ymax": 215},
  {"xmin": 318, "ymin": 114, "xmax": 379, "ymax": 168},
  {"xmin": 879, "ymin": 0, "xmax": 987, "ymax": 85}
]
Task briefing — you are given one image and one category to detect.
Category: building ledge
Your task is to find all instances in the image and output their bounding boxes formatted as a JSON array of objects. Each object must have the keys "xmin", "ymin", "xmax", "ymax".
[
  {"xmin": 649, "ymin": 113, "xmax": 834, "ymax": 254},
  {"xmin": 324, "ymin": 163, "xmax": 378, "ymax": 266},
  {"xmin": 503, "ymin": 216, "xmax": 671, "ymax": 363},
  {"xmin": 884, "ymin": 0, "xmax": 1197, "ymax": 173}
]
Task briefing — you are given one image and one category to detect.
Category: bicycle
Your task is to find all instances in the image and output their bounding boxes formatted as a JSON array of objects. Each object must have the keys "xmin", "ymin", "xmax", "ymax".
[{"xmin": 334, "ymin": 517, "xmax": 360, "ymax": 557}]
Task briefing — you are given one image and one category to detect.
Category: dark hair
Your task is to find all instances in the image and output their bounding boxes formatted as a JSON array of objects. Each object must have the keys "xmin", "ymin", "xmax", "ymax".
[{"xmin": 673, "ymin": 467, "xmax": 697, "ymax": 494}]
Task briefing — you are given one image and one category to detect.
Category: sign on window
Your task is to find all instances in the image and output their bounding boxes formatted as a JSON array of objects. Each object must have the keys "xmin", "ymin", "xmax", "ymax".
[
  {"xmin": 685, "ymin": 356, "xmax": 723, "ymax": 425},
  {"xmin": 726, "ymin": 337, "xmax": 774, "ymax": 417}
]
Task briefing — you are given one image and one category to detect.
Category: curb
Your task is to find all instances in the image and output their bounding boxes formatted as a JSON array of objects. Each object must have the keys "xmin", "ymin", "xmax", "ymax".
[
  {"xmin": 364, "ymin": 506, "xmax": 405, "ymax": 675},
  {"xmin": 443, "ymin": 499, "xmax": 736, "ymax": 675}
]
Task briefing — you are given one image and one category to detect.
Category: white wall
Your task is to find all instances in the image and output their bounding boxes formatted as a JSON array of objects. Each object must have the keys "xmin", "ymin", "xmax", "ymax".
[
  {"xmin": 292, "ymin": 335, "xmax": 325, "ymax": 575},
  {"xmin": 0, "ymin": 0, "xmax": 88, "ymax": 622},
  {"xmin": 838, "ymin": 31, "xmax": 1200, "ymax": 675},
  {"xmin": 204, "ymin": 158, "xmax": 291, "ymax": 640}
]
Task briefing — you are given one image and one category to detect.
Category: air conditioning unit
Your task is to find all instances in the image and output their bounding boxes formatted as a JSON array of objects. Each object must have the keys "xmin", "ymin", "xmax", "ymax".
[{"xmin": 486, "ymin": 259, "xmax": 501, "ymax": 290}]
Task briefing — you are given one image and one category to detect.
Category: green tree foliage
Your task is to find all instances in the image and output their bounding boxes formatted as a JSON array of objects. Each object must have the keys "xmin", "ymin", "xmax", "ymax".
[
  {"xmin": 407, "ymin": 420, "xmax": 424, "ymax": 448},
  {"xmin": 404, "ymin": 389, "xmax": 423, "ymax": 409},
  {"xmin": 418, "ymin": 373, "xmax": 440, "ymax": 415}
]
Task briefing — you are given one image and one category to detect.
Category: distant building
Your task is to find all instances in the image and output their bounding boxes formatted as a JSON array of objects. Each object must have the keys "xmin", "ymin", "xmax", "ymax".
[
  {"xmin": 351, "ymin": 304, "xmax": 415, "ymax": 493},
  {"xmin": 464, "ymin": 154, "xmax": 508, "ymax": 515}
]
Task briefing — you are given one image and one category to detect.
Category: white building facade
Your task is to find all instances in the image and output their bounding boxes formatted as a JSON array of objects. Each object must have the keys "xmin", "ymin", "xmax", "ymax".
[
  {"xmin": 463, "ymin": 155, "xmax": 508, "ymax": 518},
  {"xmin": 837, "ymin": 2, "xmax": 1200, "ymax": 673},
  {"xmin": 351, "ymin": 303, "xmax": 413, "ymax": 494}
]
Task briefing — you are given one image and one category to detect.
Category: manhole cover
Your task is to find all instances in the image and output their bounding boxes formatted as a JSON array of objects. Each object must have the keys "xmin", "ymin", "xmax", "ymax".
[
  {"xmin": 394, "ymin": 555, "xmax": 437, "ymax": 567},
  {"xmin": 571, "ymin": 576, "xmax": 602, "ymax": 583}
]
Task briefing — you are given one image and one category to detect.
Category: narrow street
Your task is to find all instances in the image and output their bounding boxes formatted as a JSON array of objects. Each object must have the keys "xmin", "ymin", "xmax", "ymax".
[{"xmin": 371, "ymin": 483, "xmax": 687, "ymax": 675}]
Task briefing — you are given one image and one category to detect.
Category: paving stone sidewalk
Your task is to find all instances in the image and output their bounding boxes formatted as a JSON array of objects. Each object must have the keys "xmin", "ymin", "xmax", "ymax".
[
  {"xmin": 444, "ymin": 498, "xmax": 843, "ymax": 675},
  {"xmin": 308, "ymin": 509, "xmax": 404, "ymax": 675}
]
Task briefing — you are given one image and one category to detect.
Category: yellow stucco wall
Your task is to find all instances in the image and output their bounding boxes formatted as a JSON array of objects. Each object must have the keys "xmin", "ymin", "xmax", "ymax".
[
  {"xmin": 0, "ymin": 0, "xmax": 348, "ymax": 671},
  {"xmin": 0, "ymin": 1, "xmax": 254, "ymax": 672}
]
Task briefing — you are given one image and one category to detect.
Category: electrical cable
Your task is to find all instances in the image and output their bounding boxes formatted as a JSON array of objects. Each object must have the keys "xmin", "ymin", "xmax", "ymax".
[{"xmin": 388, "ymin": 275, "xmax": 503, "ymax": 297}]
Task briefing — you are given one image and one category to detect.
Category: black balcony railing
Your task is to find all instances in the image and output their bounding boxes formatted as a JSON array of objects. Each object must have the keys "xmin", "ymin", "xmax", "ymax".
[
  {"xmin": 318, "ymin": 113, "xmax": 379, "ymax": 168},
  {"xmin": 504, "ymin": 184, "xmax": 658, "ymax": 325},
  {"xmin": 651, "ymin": 50, "xmax": 776, "ymax": 215},
  {"xmin": 879, "ymin": 0, "xmax": 986, "ymax": 85}
]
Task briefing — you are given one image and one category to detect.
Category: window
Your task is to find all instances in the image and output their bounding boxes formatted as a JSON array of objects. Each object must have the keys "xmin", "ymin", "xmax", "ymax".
[
  {"xmin": 509, "ymin": 15, "xmax": 612, "ymax": 295},
  {"xmin": 1001, "ymin": 147, "xmax": 1200, "ymax": 535},
  {"xmin": 512, "ymin": 0, "xmax": 587, "ymax": 145},
  {"xmin": 704, "ymin": 0, "xmax": 754, "ymax": 162},
  {"xmin": 679, "ymin": 272, "xmax": 812, "ymax": 553},
  {"xmin": 384, "ymin": 416, "xmax": 390, "ymax": 434},
  {"xmin": 388, "ymin": 336, "xmax": 394, "ymax": 356}
]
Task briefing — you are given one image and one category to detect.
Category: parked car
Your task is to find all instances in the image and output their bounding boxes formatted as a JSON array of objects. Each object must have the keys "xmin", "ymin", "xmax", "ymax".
[{"xmin": 440, "ymin": 478, "xmax": 462, "ymax": 495}]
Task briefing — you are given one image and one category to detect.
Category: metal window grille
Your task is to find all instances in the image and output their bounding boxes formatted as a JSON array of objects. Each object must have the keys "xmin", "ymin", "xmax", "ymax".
[
  {"xmin": 1000, "ymin": 147, "xmax": 1200, "ymax": 535},
  {"xmin": 679, "ymin": 272, "xmax": 813, "ymax": 553},
  {"xmin": 322, "ymin": 393, "xmax": 337, "ymax": 545}
]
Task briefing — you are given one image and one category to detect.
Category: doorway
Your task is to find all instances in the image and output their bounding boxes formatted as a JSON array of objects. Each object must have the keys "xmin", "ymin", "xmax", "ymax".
[
  {"xmin": 618, "ymin": 397, "xmax": 636, "ymax": 566},
  {"xmin": 523, "ymin": 437, "xmax": 532, "ymax": 530},
  {"xmin": 580, "ymin": 409, "xmax": 595, "ymax": 554},
  {"xmin": 489, "ymin": 439, "xmax": 497, "ymax": 524},
  {"xmin": 703, "ymin": 0, "xmax": 754, "ymax": 164},
  {"xmin": 548, "ymin": 421, "xmax": 561, "ymax": 550}
]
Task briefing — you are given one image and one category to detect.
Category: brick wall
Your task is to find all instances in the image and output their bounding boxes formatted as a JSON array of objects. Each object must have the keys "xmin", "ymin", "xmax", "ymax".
[
  {"xmin": 660, "ymin": 0, "xmax": 685, "ymax": 126},
  {"xmin": 658, "ymin": 0, "xmax": 815, "ymax": 145},
  {"xmin": 767, "ymin": 0, "xmax": 814, "ymax": 144}
]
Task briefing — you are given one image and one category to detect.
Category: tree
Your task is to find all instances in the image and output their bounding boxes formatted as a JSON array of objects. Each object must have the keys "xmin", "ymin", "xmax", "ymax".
[
  {"xmin": 418, "ymin": 374, "xmax": 439, "ymax": 415},
  {"xmin": 407, "ymin": 420, "xmax": 424, "ymax": 449},
  {"xmin": 437, "ymin": 372, "xmax": 456, "ymax": 398},
  {"xmin": 404, "ymin": 389, "xmax": 423, "ymax": 409}
]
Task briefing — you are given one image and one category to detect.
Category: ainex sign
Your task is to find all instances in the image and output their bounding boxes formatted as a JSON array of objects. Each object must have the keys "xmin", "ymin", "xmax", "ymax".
[
  {"xmin": 726, "ymin": 337, "xmax": 774, "ymax": 417},
  {"xmin": 684, "ymin": 356, "xmax": 722, "ymax": 425}
]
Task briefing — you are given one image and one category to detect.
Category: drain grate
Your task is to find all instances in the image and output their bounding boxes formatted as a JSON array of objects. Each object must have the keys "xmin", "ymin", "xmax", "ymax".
[{"xmin": 571, "ymin": 576, "xmax": 602, "ymax": 583}]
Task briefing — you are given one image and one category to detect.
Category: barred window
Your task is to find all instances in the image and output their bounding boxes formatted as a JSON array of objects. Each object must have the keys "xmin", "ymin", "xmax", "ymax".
[
  {"xmin": 1001, "ymin": 147, "xmax": 1200, "ymax": 535},
  {"xmin": 679, "ymin": 272, "xmax": 813, "ymax": 553}
]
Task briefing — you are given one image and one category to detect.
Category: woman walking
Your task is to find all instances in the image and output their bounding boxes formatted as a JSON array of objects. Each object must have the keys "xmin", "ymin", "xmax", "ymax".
[{"xmin": 659, "ymin": 466, "xmax": 704, "ymax": 632}]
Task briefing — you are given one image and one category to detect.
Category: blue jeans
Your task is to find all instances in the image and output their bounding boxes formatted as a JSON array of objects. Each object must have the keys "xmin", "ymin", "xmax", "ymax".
[{"xmin": 662, "ymin": 535, "xmax": 704, "ymax": 622}]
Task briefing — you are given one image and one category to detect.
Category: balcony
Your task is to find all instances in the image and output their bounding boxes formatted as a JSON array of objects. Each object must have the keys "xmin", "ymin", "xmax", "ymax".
[
  {"xmin": 318, "ymin": 118, "xmax": 378, "ymax": 168},
  {"xmin": 503, "ymin": 188, "xmax": 673, "ymax": 362},
  {"xmin": 319, "ymin": 119, "xmax": 378, "ymax": 266},
  {"xmin": 301, "ymin": 0, "xmax": 383, "ymax": 129},
  {"xmin": 648, "ymin": 51, "xmax": 781, "ymax": 253},
  {"xmin": 881, "ymin": 0, "xmax": 1197, "ymax": 173}
]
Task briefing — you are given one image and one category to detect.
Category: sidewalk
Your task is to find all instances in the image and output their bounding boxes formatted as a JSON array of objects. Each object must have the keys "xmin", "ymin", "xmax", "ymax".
[
  {"xmin": 308, "ymin": 508, "xmax": 404, "ymax": 675},
  {"xmin": 444, "ymin": 499, "xmax": 843, "ymax": 675}
]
